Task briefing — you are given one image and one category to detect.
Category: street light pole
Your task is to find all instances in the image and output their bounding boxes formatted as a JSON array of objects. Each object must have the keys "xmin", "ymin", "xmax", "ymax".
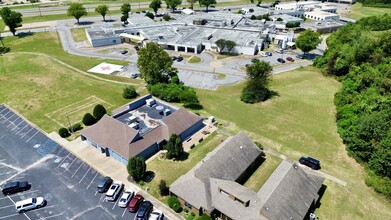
[{"xmin": 66, "ymin": 114, "xmax": 74, "ymax": 134}]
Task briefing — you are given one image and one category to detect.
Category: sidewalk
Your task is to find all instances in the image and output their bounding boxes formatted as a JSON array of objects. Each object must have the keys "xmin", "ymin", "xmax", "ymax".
[{"xmin": 48, "ymin": 132, "xmax": 183, "ymax": 220}]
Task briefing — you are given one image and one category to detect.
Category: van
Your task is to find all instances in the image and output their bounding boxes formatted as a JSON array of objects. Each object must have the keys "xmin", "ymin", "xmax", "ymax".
[
  {"xmin": 299, "ymin": 157, "xmax": 321, "ymax": 170},
  {"xmin": 15, "ymin": 197, "xmax": 46, "ymax": 213},
  {"xmin": 2, "ymin": 181, "xmax": 31, "ymax": 195}
]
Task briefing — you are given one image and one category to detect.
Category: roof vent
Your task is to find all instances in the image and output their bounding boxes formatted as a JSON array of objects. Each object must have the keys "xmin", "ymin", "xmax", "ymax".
[
  {"xmin": 265, "ymin": 207, "xmax": 269, "ymax": 211},
  {"xmin": 240, "ymin": 145, "xmax": 243, "ymax": 149}
]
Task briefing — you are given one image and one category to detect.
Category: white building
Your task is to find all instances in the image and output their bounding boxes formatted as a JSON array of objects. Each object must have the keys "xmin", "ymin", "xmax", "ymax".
[{"xmin": 304, "ymin": 11, "xmax": 340, "ymax": 21}]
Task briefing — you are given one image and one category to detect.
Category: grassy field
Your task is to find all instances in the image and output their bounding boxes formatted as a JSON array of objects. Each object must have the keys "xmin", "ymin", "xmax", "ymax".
[
  {"xmin": 0, "ymin": 20, "xmax": 5, "ymax": 32},
  {"xmin": 0, "ymin": 53, "xmax": 136, "ymax": 132},
  {"xmin": 70, "ymin": 28, "xmax": 88, "ymax": 42},
  {"xmin": 188, "ymin": 56, "xmax": 201, "ymax": 64},
  {"xmin": 342, "ymin": 3, "xmax": 391, "ymax": 20},
  {"xmin": 195, "ymin": 67, "xmax": 391, "ymax": 219},
  {"xmin": 2, "ymin": 32, "xmax": 128, "ymax": 71},
  {"xmin": 143, "ymin": 133, "xmax": 228, "ymax": 201}
]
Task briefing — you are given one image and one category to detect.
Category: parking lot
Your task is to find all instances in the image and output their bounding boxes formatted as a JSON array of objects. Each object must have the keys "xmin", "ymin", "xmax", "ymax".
[{"xmin": 0, "ymin": 105, "xmax": 141, "ymax": 219}]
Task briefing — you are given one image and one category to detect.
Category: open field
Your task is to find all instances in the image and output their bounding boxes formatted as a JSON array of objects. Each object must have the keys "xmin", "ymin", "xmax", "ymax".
[
  {"xmin": 0, "ymin": 20, "xmax": 5, "ymax": 32},
  {"xmin": 143, "ymin": 133, "xmax": 228, "ymax": 201},
  {"xmin": 195, "ymin": 67, "xmax": 391, "ymax": 219},
  {"xmin": 342, "ymin": 3, "xmax": 391, "ymax": 20},
  {"xmin": 70, "ymin": 27, "xmax": 88, "ymax": 42},
  {"xmin": 0, "ymin": 53, "xmax": 139, "ymax": 133}
]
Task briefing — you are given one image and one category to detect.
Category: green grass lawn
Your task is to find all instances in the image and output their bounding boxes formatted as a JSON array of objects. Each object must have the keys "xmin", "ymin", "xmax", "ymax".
[
  {"xmin": 143, "ymin": 133, "xmax": 228, "ymax": 201},
  {"xmin": 195, "ymin": 66, "xmax": 391, "ymax": 219},
  {"xmin": 0, "ymin": 53, "xmax": 137, "ymax": 132},
  {"xmin": 0, "ymin": 20, "xmax": 5, "ymax": 32},
  {"xmin": 2, "ymin": 32, "xmax": 128, "ymax": 71},
  {"xmin": 342, "ymin": 3, "xmax": 391, "ymax": 20},
  {"xmin": 70, "ymin": 28, "xmax": 88, "ymax": 42},
  {"xmin": 188, "ymin": 56, "xmax": 201, "ymax": 64}
]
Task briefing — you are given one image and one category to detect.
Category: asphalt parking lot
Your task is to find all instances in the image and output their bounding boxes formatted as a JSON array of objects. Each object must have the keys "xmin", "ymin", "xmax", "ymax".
[{"xmin": 0, "ymin": 105, "xmax": 141, "ymax": 220}]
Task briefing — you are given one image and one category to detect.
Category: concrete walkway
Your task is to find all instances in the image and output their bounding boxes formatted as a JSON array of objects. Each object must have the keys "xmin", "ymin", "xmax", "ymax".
[{"xmin": 48, "ymin": 132, "xmax": 183, "ymax": 220}]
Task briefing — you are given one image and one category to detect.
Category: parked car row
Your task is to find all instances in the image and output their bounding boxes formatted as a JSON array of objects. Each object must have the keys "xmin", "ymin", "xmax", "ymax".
[
  {"xmin": 97, "ymin": 176, "xmax": 164, "ymax": 220},
  {"xmin": 2, "ymin": 180, "xmax": 46, "ymax": 213}
]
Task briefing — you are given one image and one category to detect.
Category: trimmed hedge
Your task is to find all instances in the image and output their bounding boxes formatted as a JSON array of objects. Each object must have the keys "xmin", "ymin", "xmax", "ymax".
[{"xmin": 58, "ymin": 127, "xmax": 70, "ymax": 138}]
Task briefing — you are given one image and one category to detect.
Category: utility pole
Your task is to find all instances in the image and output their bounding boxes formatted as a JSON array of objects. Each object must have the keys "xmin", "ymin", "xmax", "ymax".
[{"xmin": 66, "ymin": 114, "xmax": 74, "ymax": 134}]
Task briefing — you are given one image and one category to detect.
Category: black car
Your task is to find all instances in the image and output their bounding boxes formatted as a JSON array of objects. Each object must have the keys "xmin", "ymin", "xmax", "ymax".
[
  {"xmin": 171, "ymin": 56, "xmax": 177, "ymax": 61},
  {"xmin": 299, "ymin": 157, "xmax": 321, "ymax": 170},
  {"xmin": 265, "ymin": 52, "xmax": 272, "ymax": 56},
  {"xmin": 136, "ymin": 201, "xmax": 153, "ymax": 220},
  {"xmin": 120, "ymin": 50, "xmax": 128, "ymax": 54},
  {"xmin": 176, "ymin": 56, "xmax": 184, "ymax": 62},
  {"xmin": 97, "ymin": 176, "xmax": 113, "ymax": 193},
  {"xmin": 277, "ymin": 58, "xmax": 285, "ymax": 63},
  {"xmin": 2, "ymin": 181, "xmax": 31, "ymax": 195}
]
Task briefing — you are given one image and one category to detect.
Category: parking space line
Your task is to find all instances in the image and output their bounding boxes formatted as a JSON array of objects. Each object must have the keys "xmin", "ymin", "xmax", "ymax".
[
  {"xmin": 57, "ymin": 152, "xmax": 71, "ymax": 168},
  {"xmin": 0, "ymin": 204, "xmax": 15, "ymax": 209},
  {"xmin": 6, "ymin": 194, "xmax": 31, "ymax": 220},
  {"xmin": 79, "ymin": 167, "xmax": 91, "ymax": 183},
  {"xmin": 41, "ymin": 212, "xmax": 65, "ymax": 219},
  {"xmin": 122, "ymin": 207, "xmax": 127, "ymax": 217},
  {"xmin": 87, "ymin": 171, "xmax": 99, "ymax": 190},
  {"xmin": 20, "ymin": 127, "xmax": 34, "ymax": 139},
  {"xmin": 0, "ymin": 108, "xmax": 7, "ymax": 114},
  {"xmin": 63, "ymin": 156, "xmax": 77, "ymax": 172},
  {"xmin": 0, "ymin": 170, "xmax": 17, "ymax": 176},
  {"xmin": 25, "ymin": 130, "xmax": 39, "ymax": 143},
  {"xmin": 0, "ymin": 190, "xmax": 40, "ymax": 200},
  {"xmin": 71, "ymin": 162, "xmax": 84, "ymax": 178},
  {"xmin": 1, "ymin": 112, "xmax": 12, "ymax": 124},
  {"xmin": 112, "ymin": 198, "xmax": 120, "ymax": 210},
  {"xmin": 9, "ymin": 115, "xmax": 20, "ymax": 124},
  {"xmin": 0, "ymin": 213, "xmax": 19, "ymax": 219},
  {"xmin": 0, "ymin": 135, "xmax": 4, "ymax": 140},
  {"xmin": 15, "ymin": 124, "xmax": 28, "ymax": 135},
  {"xmin": 11, "ymin": 120, "xmax": 24, "ymax": 131}
]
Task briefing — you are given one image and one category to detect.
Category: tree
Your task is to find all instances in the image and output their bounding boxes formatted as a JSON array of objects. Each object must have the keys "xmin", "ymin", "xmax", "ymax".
[
  {"xmin": 93, "ymin": 104, "xmax": 107, "ymax": 120},
  {"xmin": 95, "ymin": 5, "xmax": 109, "ymax": 21},
  {"xmin": 163, "ymin": 13, "xmax": 171, "ymax": 21},
  {"xmin": 159, "ymin": 180, "xmax": 169, "ymax": 196},
  {"xmin": 164, "ymin": 134, "xmax": 183, "ymax": 159},
  {"xmin": 187, "ymin": 0, "xmax": 198, "ymax": 9},
  {"xmin": 145, "ymin": 12, "xmax": 155, "ymax": 19},
  {"xmin": 257, "ymin": 0, "xmax": 262, "ymax": 6},
  {"xmin": 123, "ymin": 85, "xmax": 138, "ymax": 99},
  {"xmin": 127, "ymin": 157, "xmax": 146, "ymax": 182},
  {"xmin": 149, "ymin": 0, "xmax": 162, "ymax": 14},
  {"xmin": 215, "ymin": 39, "xmax": 226, "ymax": 53},
  {"xmin": 225, "ymin": 40, "xmax": 236, "ymax": 54},
  {"xmin": 241, "ymin": 60, "xmax": 273, "ymax": 103},
  {"xmin": 295, "ymin": 29, "xmax": 321, "ymax": 56},
  {"xmin": 0, "ymin": 7, "xmax": 23, "ymax": 36},
  {"xmin": 67, "ymin": 3, "xmax": 88, "ymax": 24},
  {"xmin": 58, "ymin": 127, "xmax": 70, "ymax": 138},
  {"xmin": 137, "ymin": 42, "xmax": 175, "ymax": 84},
  {"xmin": 199, "ymin": 0, "xmax": 216, "ymax": 12},
  {"xmin": 120, "ymin": 3, "xmax": 131, "ymax": 21},
  {"xmin": 166, "ymin": 0, "xmax": 182, "ymax": 10},
  {"xmin": 82, "ymin": 113, "xmax": 96, "ymax": 126}
]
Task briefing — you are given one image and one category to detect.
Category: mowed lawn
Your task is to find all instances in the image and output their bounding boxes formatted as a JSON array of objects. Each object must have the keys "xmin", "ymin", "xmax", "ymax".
[
  {"xmin": 342, "ymin": 3, "xmax": 391, "ymax": 20},
  {"xmin": 0, "ymin": 53, "xmax": 136, "ymax": 132},
  {"xmin": 70, "ymin": 28, "xmax": 88, "ymax": 42},
  {"xmin": 196, "ymin": 67, "xmax": 391, "ymax": 219}
]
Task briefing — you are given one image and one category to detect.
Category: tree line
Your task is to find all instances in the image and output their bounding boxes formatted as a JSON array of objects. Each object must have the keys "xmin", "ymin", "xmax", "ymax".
[
  {"xmin": 314, "ymin": 14, "xmax": 391, "ymax": 198},
  {"xmin": 357, "ymin": 0, "xmax": 391, "ymax": 7}
]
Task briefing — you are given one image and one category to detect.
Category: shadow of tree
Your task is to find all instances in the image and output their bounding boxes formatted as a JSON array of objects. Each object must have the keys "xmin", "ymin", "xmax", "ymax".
[
  {"xmin": 16, "ymin": 31, "xmax": 34, "ymax": 38},
  {"xmin": 0, "ymin": 47, "xmax": 11, "ymax": 55}
]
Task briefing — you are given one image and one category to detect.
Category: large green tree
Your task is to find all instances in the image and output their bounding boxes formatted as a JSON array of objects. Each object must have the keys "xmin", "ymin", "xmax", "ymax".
[
  {"xmin": 93, "ymin": 104, "xmax": 107, "ymax": 120},
  {"xmin": 295, "ymin": 29, "xmax": 321, "ymax": 56},
  {"xmin": 120, "ymin": 3, "xmax": 131, "ymax": 22},
  {"xmin": 149, "ymin": 0, "xmax": 162, "ymax": 14},
  {"xmin": 127, "ymin": 157, "xmax": 146, "ymax": 182},
  {"xmin": 199, "ymin": 0, "xmax": 216, "ymax": 12},
  {"xmin": 67, "ymin": 3, "xmax": 88, "ymax": 24},
  {"xmin": 0, "ymin": 7, "xmax": 23, "ymax": 36},
  {"xmin": 166, "ymin": 0, "xmax": 182, "ymax": 10},
  {"xmin": 187, "ymin": 0, "xmax": 198, "ymax": 9},
  {"xmin": 241, "ymin": 60, "xmax": 273, "ymax": 103},
  {"xmin": 215, "ymin": 39, "xmax": 226, "ymax": 54},
  {"xmin": 95, "ymin": 5, "xmax": 109, "ymax": 21},
  {"xmin": 164, "ymin": 134, "xmax": 183, "ymax": 159},
  {"xmin": 225, "ymin": 40, "xmax": 236, "ymax": 54},
  {"xmin": 137, "ymin": 42, "xmax": 176, "ymax": 84}
]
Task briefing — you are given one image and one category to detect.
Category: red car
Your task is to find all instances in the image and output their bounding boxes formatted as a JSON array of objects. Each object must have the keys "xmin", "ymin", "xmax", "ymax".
[
  {"xmin": 128, "ymin": 194, "xmax": 144, "ymax": 213},
  {"xmin": 286, "ymin": 57, "xmax": 294, "ymax": 62}
]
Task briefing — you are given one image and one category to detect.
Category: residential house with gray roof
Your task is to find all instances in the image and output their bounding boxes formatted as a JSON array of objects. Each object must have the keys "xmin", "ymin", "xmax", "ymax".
[{"xmin": 170, "ymin": 132, "xmax": 325, "ymax": 219}]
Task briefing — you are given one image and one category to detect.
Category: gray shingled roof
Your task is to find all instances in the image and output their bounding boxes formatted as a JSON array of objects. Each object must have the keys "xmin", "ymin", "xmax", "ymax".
[{"xmin": 162, "ymin": 108, "xmax": 203, "ymax": 138}]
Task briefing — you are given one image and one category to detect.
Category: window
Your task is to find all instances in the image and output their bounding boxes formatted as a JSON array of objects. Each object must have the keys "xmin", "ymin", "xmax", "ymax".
[{"xmin": 113, "ymin": 40, "xmax": 117, "ymax": 43}]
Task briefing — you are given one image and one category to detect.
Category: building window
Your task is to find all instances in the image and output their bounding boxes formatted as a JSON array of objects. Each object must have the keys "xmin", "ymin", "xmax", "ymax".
[{"xmin": 113, "ymin": 40, "xmax": 117, "ymax": 43}]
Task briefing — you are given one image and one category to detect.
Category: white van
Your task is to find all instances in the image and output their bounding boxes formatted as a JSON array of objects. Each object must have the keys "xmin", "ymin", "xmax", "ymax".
[{"xmin": 15, "ymin": 197, "xmax": 46, "ymax": 213}]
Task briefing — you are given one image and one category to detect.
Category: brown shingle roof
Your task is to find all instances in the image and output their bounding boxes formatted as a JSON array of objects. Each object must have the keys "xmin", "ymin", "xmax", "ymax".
[
  {"xmin": 81, "ymin": 115, "xmax": 138, "ymax": 158},
  {"xmin": 163, "ymin": 108, "xmax": 203, "ymax": 136},
  {"xmin": 128, "ymin": 125, "xmax": 169, "ymax": 156}
]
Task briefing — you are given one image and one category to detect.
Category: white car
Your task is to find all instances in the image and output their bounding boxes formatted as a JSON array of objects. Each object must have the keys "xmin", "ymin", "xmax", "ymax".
[
  {"xmin": 149, "ymin": 209, "xmax": 164, "ymax": 220},
  {"xmin": 118, "ymin": 190, "xmax": 133, "ymax": 208},
  {"xmin": 275, "ymin": 48, "xmax": 284, "ymax": 54},
  {"xmin": 259, "ymin": 52, "xmax": 268, "ymax": 57},
  {"xmin": 105, "ymin": 181, "xmax": 123, "ymax": 202},
  {"xmin": 15, "ymin": 197, "xmax": 46, "ymax": 213}
]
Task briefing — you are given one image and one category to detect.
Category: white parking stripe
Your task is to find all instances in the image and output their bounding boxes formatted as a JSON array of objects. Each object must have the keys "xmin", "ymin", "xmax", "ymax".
[
  {"xmin": 79, "ymin": 167, "xmax": 91, "ymax": 183},
  {"xmin": 11, "ymin": 120, "xmax": 24, "ymax": 131},
  {"xmin": 5, "ymin": 194, "xmax": 31, "ymax": 220},
  {"xmin": 25, "ymin": 130, "xmax": 39, "ymax": 143},
  {"xmin": 122, "ymin": 207, "xmax": 127, "ymax": 217},
  {"xmin": 0, "ymin": 190, "xmax": 40, "ymax": 200},
  {"xmin": 20, "ymin": 127, "xmax": 34, "ymax": 139},
  {"xmin": 0, "ymin": 135, "xmax": 5, "ymax": 140},
  {"xmin": 0, "ymin": 170, "xmax": 17, "ymax": 176},
  {"xmin": 0, "ymin": 108, "xmax": 7, "ymax": 114},
  {"xmin": 86, "ymin": 172, "xmax": 98, "ymax": 189},
  {"xmin": 42, "ymin": 212, "xmax": 65, "ymax": 219},
  {"xmin": 0, "ymin": 204, "xmax": 15, "ymax": 209},
  {"xmin": 112, "ymin": 198, "xmax": 120, "ymax": 210},
  {"xmin": 57, "ymin": 152, "xmax": 71, "ymax": 168},
  {"xmin": 15, "ymin": 124, "xmax": 28, "ymax": 135},
  {"xmin": 1, "ymin": 112, "xmax": 12, "ymax": 124},
  {"xmin": 63, "ymin": 156, "xmax": 78, "ymax": 173},
  {"xmin": 71, "ymin": 162, "xmax": 84, "ymax": 178},
  {"xmin": 0, "ymin": 213, "xmax": 19, "ymax": 219}
]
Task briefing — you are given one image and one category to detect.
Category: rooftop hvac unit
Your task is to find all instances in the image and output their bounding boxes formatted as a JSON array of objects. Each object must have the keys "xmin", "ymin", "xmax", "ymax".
[{"xmin": 146, "ymin": 98, "xmax": 156, "ymax": 107}]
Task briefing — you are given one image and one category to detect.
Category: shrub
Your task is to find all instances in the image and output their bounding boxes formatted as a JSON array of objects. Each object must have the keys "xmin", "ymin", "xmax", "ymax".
[
  {"xmin": 159, "ymin": 180, "xmax": 169, "ymax": 196},
  {"xmin": 145, "ymin": 12, "xmax": 155, "ymax": 19},
  {"xmin": 167, "ymin": 196, "xmax": 182, "ymax": 212},
  {"xmin": 123, "ymin": 85, "xmax": 138, "ymax": 99},
  {"xmin": 93, "ymin": 104, "xmax": 107, "ymax": 120},
  {"xmin": 195, "ymin": 214, "xmax": 212, "ymax": 220},
  {"xmin": 68, "ymin": 123, "xmax": 83, "ymax": 133},
  {"xmin": 82, "ymin": 113, "xmax": 96, "ymax": 126},
  {"xmin": 58, "ymin": 127, "xmax": 70, "ymax": 138},
  {"xmin": 250, "ymin": 15, "xmax": 256, "ymax": 20},
  {"xmin": 163, "ymin": 14, "xmax": 171, "ymax": 21},
  {"xmin": 147, "ymin": 83, "xmax": 200, "ymax": 107}
]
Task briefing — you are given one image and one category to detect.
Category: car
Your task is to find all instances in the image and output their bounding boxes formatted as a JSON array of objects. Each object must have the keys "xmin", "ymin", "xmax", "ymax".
[
  {"xmin": 2, "ymin": 181, "xmax": 31, "ymax": 195},
  {"xmin": 176, "ymin": 56, "xmax": 184, "ymax": 62},
  {"xmin": 105, "ymin": 181, "xmax": 123, "ymax": 202},
  {"xmin": 149, "ymin": 209, "xmax": 164, "ymax": 220},
  {"xmin": 299, "ymin": 157, "xmax": 321, "ymax": 170},
  {"xmin": 265, "ymin": 52, "xmax": 272, "ymax": 56},
  {"xmin": 260, "ymin": 52, "xmax": 268, "ymax": 57},
  {"xmin": 136, "ymin": 201, "xmax": 153, "ymax": 220},
  {"xmin": 277, "ymin": 58, "xmax": 285, "ymax": 63},
  {"xmin": 128, "ymin": 194, "xmax": 144, "ymax": 212},
  {"xmin": 131, "ymin": 73, "xmax": 139, "ymax": 78},
  {"xmin": 97, "ymin": 176, "xmax": 113, "ymax": 193},
  {"xmin": 118, "ymin": 190, "xmax": 134, "ymax": 208},
  {"xmin": 202, "ymin": 130, "xmax": 210, "ymax": 135},
  {"xmin": 275, "ymin": 48, "xmax": 284, "ymax": 54},
  {"xmin": 286, "ymin": 57, "xmax": 294, "ymax": 62},
  {"xmin": 120, "ymin": 50, "xmax": 128, "ymax": 54},
  {"xmin": 15, "ymin": 197, "xmax": 46, "ymax": 213},
  {"xmin": 296, "ymin": 54, "xmax": 304, "ymax": 59},
  {"xmin": 171, "ymin": 56, "xmax": 177, "ymax": 61}
]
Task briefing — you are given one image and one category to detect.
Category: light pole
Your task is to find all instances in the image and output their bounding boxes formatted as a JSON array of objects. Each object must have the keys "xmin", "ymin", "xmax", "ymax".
[{"xmin": 66, "ymin": 114, "xmax": 74, "ymax": 134}]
